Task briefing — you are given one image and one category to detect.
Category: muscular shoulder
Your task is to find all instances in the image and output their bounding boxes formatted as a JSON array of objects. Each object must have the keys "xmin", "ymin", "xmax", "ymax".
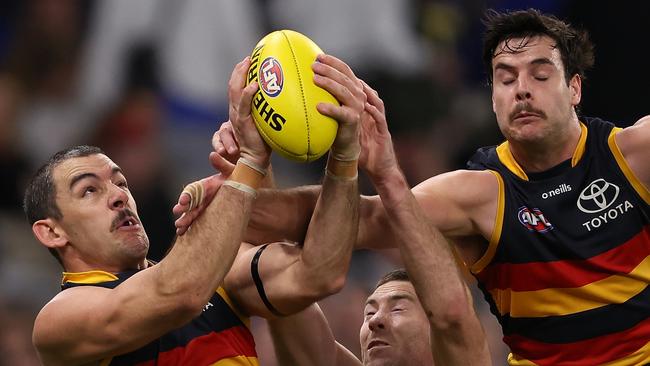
[
  {"xmin": 413, "ymin": 169, "xmax": 498, "ymax": 208},
  {"xmin": 615, "ymin": 115, "xmax": 650, "ymax": 187},
  {"xmin": 34, "ymin": 287, "xmax": 111, "ymax": 364},
  {"xmin": 411, "ymin": 169, "xmax": 499, "ymax": 236}
]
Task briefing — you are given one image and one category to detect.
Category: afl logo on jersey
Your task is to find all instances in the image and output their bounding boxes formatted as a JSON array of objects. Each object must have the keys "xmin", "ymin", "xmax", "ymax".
[
  {"xmin": 577, "ymin": 178, "xmax": 620, "ymax": 214},
  {"xmin": 518, "ymin": 206, "xmax": 553, "ymax": 233},
  {"xmin": 259, "ymin": 57, "xmax": 283, "ymax": 97}
]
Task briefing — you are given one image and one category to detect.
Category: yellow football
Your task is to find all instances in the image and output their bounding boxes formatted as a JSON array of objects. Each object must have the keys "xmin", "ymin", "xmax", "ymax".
[{"xmin": 247, "ymin": 30, "xmax": 339, "ymax": 162}]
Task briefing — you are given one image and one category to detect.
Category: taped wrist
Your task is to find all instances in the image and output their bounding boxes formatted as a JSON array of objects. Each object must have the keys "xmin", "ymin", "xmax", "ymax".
[
  {"xmin": 224, "ymin": 159, "xmax": 266, "ymax": 196},
  {"xmin": 326, "ymin": 152, "xmax": 358, "ymax": 181}
]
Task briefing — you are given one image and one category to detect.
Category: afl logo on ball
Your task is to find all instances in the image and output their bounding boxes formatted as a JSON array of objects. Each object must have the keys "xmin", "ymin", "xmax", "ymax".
[{"xmin": 259, "ymin": 57, "xmax": 283, "ymax": 97}]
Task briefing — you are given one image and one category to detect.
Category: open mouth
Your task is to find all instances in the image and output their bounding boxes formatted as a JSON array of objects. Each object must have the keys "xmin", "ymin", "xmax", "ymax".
[
  {"xmin": 115, "ymin": 216, "xmax": 140, "ymax": 231},
  {"xmin": 367, "ymin": 340, "xmax": 389, "ymax": 350}
]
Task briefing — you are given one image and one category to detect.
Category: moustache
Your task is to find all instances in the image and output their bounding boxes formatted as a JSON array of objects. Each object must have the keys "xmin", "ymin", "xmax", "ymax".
[
  {"xmin": 510, "ymin": 103, "xmax": 546, "ymax": 121},
  {"xmin": 111, "ymin": 208, "xmax": 138, "ymax": 231}
]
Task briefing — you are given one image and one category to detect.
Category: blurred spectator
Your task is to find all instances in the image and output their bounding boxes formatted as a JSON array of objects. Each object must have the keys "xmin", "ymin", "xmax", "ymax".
[
  {"xmin": 0, "ymin": 299, "xmax": 40, "ymax": 366},
  {"xmin": 0, "ymin": 74, "xmax": 28, "ymax": 211}
]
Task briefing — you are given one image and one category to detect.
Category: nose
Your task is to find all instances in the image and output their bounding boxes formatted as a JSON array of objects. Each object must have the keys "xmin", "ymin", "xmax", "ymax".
[
  {"xmin": 368, "ymin": 311, "xmax": 386, "ymax": 331},
  {"xmin": 109, "ymin": 184, "xmax": 129, "ymax": 210},
  {"xmin": 515, "ymin": 78, "xmax": 532, "ymax": 101}
]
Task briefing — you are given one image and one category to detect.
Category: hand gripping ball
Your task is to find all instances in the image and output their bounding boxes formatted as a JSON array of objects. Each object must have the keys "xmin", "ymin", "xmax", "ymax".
[{"xmin": 247, "ymin": 30, "xmax": 339, "ymax": 162}]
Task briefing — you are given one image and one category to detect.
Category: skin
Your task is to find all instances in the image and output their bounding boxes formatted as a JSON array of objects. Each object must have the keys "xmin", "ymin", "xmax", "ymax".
[
  {"xmin": 40, "ymin": 155, "xmax": 149, "ymax": 272},
  {"xmin": 491, "ymin": 35, "xmax": 582, "ymax": 172},
  {"xmin": 360, "ymin": 281, "xmax": 434, "ymax": 366}
]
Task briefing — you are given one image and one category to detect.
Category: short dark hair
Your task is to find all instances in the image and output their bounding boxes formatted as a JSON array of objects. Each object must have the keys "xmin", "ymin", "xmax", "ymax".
[
  {"xmin": 374, "ymin": 268, "xmax": 410, "ymax": 291},
  {"xmin": 482, "ymin": 8, "xmax": 595, "ymax": 86},
  {"xmin": 23, "ymin": 145, "xmax": 104, "ymax": 266}
]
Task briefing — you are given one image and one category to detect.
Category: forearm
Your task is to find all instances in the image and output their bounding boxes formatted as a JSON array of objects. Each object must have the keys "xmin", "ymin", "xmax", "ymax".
[
  {"xmin": 299, "ymin": 167, "xmax": 359, "ymax": 295},
  {"xmin": 246, "ymin": 185, "xmax": 321, "ymax": 244},
  {"xmin": 157, "ymin": 180, "xmax": 256, "ymax": 311},
  {"xmin": 374, "ymin": 169, "xmax": 489, "ymax": 362},
  {"xmin": 268, "ymin": 304, "xmax": 338, "ymax": 366}
]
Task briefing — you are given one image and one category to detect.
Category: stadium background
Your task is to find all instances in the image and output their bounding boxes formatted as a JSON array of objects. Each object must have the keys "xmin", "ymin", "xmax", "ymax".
[{"xmin": 0, "ymin": 1, "xmax": 648, "ymax": 364}]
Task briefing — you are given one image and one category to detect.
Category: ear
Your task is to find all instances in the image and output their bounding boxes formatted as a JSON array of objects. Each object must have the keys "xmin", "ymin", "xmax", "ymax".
[
  {"xmin": 32, "ymin": 218, "xmax": 68, "ymax": 250},
  {"xmin": 569, "ymin": 74, "xmax": 582, "ymax": 106}
]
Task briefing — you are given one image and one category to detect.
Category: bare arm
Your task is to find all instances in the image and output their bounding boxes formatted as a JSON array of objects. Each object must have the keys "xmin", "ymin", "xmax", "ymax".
[
  {"xmin": 267, "ymin": 303, "xmax": 363, "ymax": 366},
  {"xmin": 616, "ymin": 115, "xmax": 650, "ymax": 190},
  {"xmin": 361, "ymin": 81, "xmax": 491, "ymax": 364},
  {"xmin": 34, "ymin": 169, "xmax": 258, "ymax": 365},
  {"xmin": 33, "ymin": 57, "xmax": 268, "ymax": 366},
  {"xmin": 224, "ymin": 53, "xmax": 364, "ymax": 317}
]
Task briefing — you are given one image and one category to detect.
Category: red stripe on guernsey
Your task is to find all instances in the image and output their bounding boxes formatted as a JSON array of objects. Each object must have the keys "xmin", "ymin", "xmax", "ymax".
[
  {"xmin": 136, "ymin": 326, "xmax": 256, "ymax": 366},
  {"xmin": 505, "ymin": 315, "xmax": 650, "ymax": 365},
  {"xmin": 478, "ymin": 226, "xmax": 650, "ymax": 291}
]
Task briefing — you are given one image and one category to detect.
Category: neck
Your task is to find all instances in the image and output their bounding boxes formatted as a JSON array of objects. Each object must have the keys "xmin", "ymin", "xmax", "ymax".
[
  {"xmin": 508, "ymin": 118, "xmax": 582, "ymax": 173},
  {"xmin": 63, "ymin": 257, "xmax": 149, "ymax": 273}
]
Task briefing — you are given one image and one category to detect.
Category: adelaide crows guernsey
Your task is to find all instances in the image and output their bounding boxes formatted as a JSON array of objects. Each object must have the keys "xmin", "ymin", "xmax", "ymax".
[
  {"xmin": 61, "ymin": 269, "xmax": 259, "ymax": 366},
  {"xmin": 467, "ymin": 118, "xmax": 650, "ymax": 365}
]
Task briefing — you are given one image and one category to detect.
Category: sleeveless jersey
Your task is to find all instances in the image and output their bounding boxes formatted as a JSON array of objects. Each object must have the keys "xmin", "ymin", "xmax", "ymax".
[
  {"xmin": 467, "ymin": 117, "xmax": 650, "ymax": 365},
  {"xmin": 61, "ymin": 269, "xmax": 259, "ymax": 366}
]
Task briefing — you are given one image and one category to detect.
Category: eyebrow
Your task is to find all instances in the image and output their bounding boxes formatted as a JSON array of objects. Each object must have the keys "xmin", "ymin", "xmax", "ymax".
[
  {"xmin": 365, "ymin": 293, "xmax": 415, "ymax": 306},
  {"xmin": 494, "ymin": 57, "xmax": 555, "ymax": 74},
  {"xmin": 69, "ymin": 166, "xmax": 124, "ymax": 191}
]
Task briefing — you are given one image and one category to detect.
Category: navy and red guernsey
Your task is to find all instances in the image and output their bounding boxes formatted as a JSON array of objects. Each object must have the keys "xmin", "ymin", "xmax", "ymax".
[
  {"xmin": 61, "ymin": 269, "xmax": 259, "ymax": 366},
  {"xmin": 467, "ymin": 117, "xmax": 650, "ymax": 365}
]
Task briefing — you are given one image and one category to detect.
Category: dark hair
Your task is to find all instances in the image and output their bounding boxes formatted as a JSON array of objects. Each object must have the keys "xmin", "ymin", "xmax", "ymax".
[
  {"xmin": 23, "ymin": 145, "xmax": 104, "ymax": 266},
  {"xmin": 482, "ymin": 8, "xmax": 595, "ymax": 86},
  {"xmin": 374, "ymin": 268, "xmax": 410, "ymax": 290}
]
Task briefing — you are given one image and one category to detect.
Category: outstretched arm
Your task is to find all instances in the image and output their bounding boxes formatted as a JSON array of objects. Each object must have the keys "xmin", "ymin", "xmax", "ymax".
[
  {"xmin": 32, "ymin": 59, "xmax": 267, "ymax": 366},
  {"xmin": 360, "ymin": 81, "xmax": 491, "ymax": 365}
]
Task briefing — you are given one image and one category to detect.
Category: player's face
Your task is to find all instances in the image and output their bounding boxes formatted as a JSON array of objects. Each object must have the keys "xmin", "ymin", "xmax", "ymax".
[
  {"xmin": 491, "ymin": 35, "xmax": 581, "ymax": 146},
  {"xmin": 360, "ymin": 281, "xmax": 433, "ymax": 366},
  {"xmin": 52, "ymin": 154, "xmax": 149, "ymax": 270}
]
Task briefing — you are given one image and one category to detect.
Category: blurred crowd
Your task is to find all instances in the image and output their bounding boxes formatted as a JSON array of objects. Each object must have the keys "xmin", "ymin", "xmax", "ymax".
[{"xmin": 1, "ymin": 1, "xmax": 648, "ymax": 365}]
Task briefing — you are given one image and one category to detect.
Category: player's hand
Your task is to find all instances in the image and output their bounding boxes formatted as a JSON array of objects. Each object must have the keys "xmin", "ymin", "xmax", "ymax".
[
  {"xmin": 210, "ymin": 120, "xmax": 240, "ymax": 172},
  {"xmin": 312, "ymin": 54, "xmax": 364, "ymax": 160},
  {"xmin": 358, "ymin": 80, "xmax": 400, "ymax": 183},
  {"xmin": 173, "ymin": 174, "xmax": 227, "ymax": 235},
  {"xmin": 228, "ymin": 56, "xmax": 272, "ymax": 168}
]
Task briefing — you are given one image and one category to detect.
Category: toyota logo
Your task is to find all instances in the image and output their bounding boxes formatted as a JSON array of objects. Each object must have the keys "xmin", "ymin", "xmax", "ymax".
[{"xmin": 577, "ymin": 179, "xmax": 620, "ymax": 213}]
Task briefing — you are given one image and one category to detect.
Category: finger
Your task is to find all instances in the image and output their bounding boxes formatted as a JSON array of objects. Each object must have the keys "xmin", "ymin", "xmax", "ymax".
[
  {"xmin": 313, "ymin": 73, "xmax": 357, "ymax": 108},
  {"xmin": 364, "ymin": 102, "xmax": 390, "ymax": 135},
  {"xmin": 360, "ymin": 80, "xmax": 385, "ymax": 113},
  {"xmin": 237, "ymin": 82, "xmax": 259, "ymax": 120},
  {"xmin": 228, "ymin": 56, "xmax": 251, "ymax": 104},
  {"xmin": 317, "ymin": 102, "xmax": 358, "ymax": 125},
  {"xmin": 218, "ymin": 123, "xmax": 240, "ymax": 155},
  {"xmin": 312, "ymin": 62, "xmax": 359, "ymax": 96},
  {"xmin": 172, "ymin": 201, "xmax": 189, "ymax": 217},
  {"xmin": 316, "ymin": 54, "xmax": 356, "ymax": 80},
  {"xmin": 209, "ymin": 151, "xmax": 236, "ymax": 174}
]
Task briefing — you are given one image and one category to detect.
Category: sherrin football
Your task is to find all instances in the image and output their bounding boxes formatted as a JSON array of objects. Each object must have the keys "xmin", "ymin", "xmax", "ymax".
[{"xmin": 247, "ymin": 30, "xmax": 339, "ymax": 162}]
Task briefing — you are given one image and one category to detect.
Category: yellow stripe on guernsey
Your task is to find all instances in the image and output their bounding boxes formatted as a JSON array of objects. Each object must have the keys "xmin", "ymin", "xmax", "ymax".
[
  {"xmin": 210, "ymin": 356, "xmax": 260, "ymax": 365},
  {"xmin": 508, "ymin": 353, "xmax": 539, "ymax": 365},
  {"xmin": 496, "ymin": 122, "xmax": 588, "ymax": 181},
  {"xmin": 61, "ymin": 270, "xmax": 117, "ymax": 285},
  {"xmin": 471, "ymin": 170, "xmax": 505, "ymax": 274},
  {"xmin": 608, "ymin": 128, "xmax": 650, "ymax": 204},
  {"xmin": 491, "ymin": 255, "xmax": 650, "ymax": 317},
  {"xmin": 217, "ymin": 287, "xmax": 251, "ymax": 329}
]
